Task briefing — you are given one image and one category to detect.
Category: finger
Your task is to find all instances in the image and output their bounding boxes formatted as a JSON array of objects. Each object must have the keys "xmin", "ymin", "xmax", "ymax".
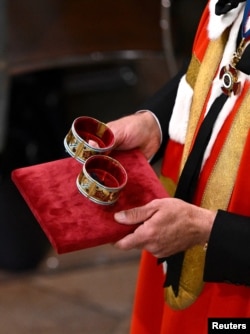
[
  {"xmin": 114, "ymin": 226, "xmax": 145, "ymax": 250},
  {"xmin": 113, "ymin": 235, "xmax": 137, "ymax": 250},
  {"xmin": 88, "ymin": 139, "xmax": 99, "ymax": 148},
  {"xmin": 114, "ymin": 202, "xmax": 158, "ymax": 225}
]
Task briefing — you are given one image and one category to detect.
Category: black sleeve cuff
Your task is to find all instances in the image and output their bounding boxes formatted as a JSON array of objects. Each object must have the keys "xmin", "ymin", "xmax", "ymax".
[{"xmin": 204, "ymin": 209, "xmax": 250, "ymax": 286}]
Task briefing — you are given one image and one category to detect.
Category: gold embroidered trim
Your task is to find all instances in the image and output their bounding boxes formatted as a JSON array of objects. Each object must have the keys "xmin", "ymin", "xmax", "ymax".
[
  {"xmin": 186, "ymin": 55, "xmax": 200, "ymax": 89},
  {"xmin": 159, "ymin": 175, "xmax": 176, "ymax": 197},
  {"xmin": 201, "ymin": 89, "xmax": 250, "ymax": 211}
]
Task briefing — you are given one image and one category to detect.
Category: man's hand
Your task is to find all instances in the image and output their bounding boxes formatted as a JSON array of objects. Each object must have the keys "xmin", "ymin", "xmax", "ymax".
[
  {"xmin": 107, "ymin": 111, "xmax": 161, "ymax": 160},
  {"xmin": 113, "ymin": 198, "xmax": 216, "ymax": 258}
]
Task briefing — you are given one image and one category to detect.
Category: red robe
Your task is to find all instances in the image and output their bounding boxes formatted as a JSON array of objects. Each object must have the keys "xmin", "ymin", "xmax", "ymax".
[{"xmin": 130, "ymin": 1, "xmax": 250, "ymax": 332}]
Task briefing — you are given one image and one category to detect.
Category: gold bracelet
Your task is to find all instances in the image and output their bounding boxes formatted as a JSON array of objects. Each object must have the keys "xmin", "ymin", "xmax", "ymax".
[
  {"xmin": 76, "ymin": 155, "xmax": 127, "ymax": 205},
  {"xmin": 64, "ymin": 116, "xmax": 115, "ymax": 163}
]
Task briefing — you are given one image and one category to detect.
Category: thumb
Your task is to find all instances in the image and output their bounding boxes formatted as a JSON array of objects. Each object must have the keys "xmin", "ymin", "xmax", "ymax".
[{"xmin": 114, "ymin": 204, "xmax": 155, "ymax": 225}]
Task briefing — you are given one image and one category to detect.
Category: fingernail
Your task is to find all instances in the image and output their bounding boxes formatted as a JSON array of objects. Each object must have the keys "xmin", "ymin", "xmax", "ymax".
[{"xmin": 114, "ymin": 211, "xmax": 126, "ymax": 222}]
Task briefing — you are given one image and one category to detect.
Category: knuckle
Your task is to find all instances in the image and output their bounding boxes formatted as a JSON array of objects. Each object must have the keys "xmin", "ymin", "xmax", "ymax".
[{"xmin": 128, "ymin": 208, "xmax": 141, "ymax": 221}]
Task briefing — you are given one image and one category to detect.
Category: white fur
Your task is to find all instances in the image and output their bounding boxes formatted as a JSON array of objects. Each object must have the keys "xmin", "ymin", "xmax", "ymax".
[
  {"xmin": 168, "ymin": 76, "xmax": 193, "ymax": 144},
  {"xmin": 208, "ymin": 0, "xmax": 245, "ymax": 39},
  {"xmin": 245, "ymin": 16, "xmax": 250, "ymax": 33}
]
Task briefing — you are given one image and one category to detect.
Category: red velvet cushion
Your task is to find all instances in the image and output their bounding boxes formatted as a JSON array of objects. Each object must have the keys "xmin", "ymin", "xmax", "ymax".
[{"xmin": 11, "ymin": 150, "xmax": 168, "ymax": 254}]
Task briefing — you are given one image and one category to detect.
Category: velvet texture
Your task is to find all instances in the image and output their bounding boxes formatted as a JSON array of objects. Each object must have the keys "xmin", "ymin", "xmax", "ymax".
[{"xmin": 11, "ymin": 150, "xmax": 168, "ymax": 254}]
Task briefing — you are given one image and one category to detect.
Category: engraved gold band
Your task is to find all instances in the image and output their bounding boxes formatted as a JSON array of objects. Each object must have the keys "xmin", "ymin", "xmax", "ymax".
[
  {"xmin": 76, "ymin": 155, "xmax": 127, "ymax": 205},
  {"xmin": 64, "ymin": 116, "xmax": 115, "ymax": 163}
]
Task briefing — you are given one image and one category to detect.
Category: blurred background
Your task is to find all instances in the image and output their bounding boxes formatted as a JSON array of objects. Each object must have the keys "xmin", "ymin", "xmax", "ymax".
[{"xmin": 0, "ymin": 0, "xmax": 206, "ymax": 333}]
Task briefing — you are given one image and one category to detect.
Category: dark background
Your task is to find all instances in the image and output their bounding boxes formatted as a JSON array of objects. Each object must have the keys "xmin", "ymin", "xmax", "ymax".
[{"xmin": 0, "ymin": 0, "xmax": 207, "ymax": 271}]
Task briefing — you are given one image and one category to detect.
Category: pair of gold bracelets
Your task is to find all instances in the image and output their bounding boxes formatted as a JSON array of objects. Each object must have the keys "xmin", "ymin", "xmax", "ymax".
[{"xmin": 64, "ymin": 116, "xmax": 127, "ymax": 205}]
